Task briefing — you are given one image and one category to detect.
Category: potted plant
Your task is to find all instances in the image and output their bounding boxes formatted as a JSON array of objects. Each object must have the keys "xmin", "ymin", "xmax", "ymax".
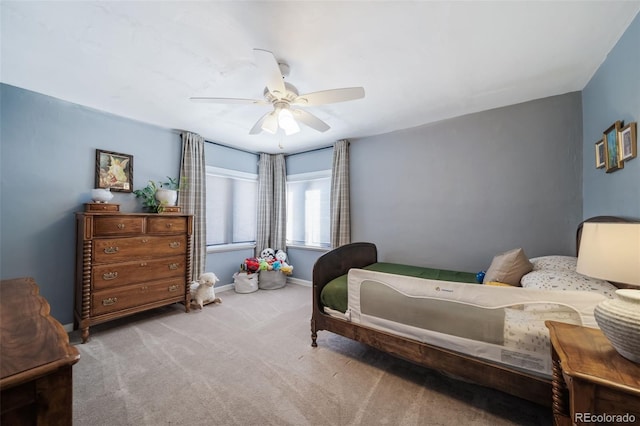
[
  {"xmin": 133, "ymin": 181, "xmax": 160, "ymax": 212},
  {"xmin": 133, "ymin": 177, "xmax": 186, "ymax": 213},
  {"xmin": 155, "ymin": 176, "xmax": 186, "ymax": 208}
]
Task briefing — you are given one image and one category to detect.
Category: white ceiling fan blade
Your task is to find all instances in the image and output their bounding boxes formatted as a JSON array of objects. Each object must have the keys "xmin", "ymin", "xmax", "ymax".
[
  {"xmin": 190, "ymin": 97, "xmax": 269, "ymax": 105},
  {"xmin": 250, "ymin": 111, "xmax": 278, "ymax": 135},
  {"xmin": 253, "ymin": 48, "xmax": 287, "ymax": 98},
  {"xmin": 292, "ymin": 87, "xmax": 365, "ymax": 106},
  {"xmin": 292, "ymin": 109, "xmax": 330, "ymax": 132}
]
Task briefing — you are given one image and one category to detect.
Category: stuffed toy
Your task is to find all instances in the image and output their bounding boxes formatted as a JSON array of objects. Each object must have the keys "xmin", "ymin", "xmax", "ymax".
[
  {"xmin": 259, "ymin": 259, "xmax": 270, "ymax": 270},
  {"xmin": 275, "ymin": 250, "xmax": 287, "ymax": 263},
  {"xmin": 242, "ymin": 257, "xmax": 260, "ymax": 273},
  {"xmin": 189, "ymin": 272, "xmax": 222, "ymax": 309},
  {"xmin": 260, "ymin": 248, "xmax": 275, "ymax": 262},
  {"xmin": 280, "ymin": 263, "xmax": 293, "ymax": 275},
  {"xmin": 275, "ymin": 250, "xmax": 293, "ymax": 275}
]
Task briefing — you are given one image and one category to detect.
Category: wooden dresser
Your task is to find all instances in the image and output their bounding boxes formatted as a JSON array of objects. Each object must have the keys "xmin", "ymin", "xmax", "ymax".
[
  {"xmin": 1, "ymin": 277, "xmax": 80, "ymax": 425},
  {"xmin": 75, "ymin": 212, "xmax": 193, "ymax": 342}
]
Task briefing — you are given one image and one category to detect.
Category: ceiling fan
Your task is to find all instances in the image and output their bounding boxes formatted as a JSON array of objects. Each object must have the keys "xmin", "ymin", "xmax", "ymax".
[{"xmin": 190, "ymin": 49, "xmax": 365, "ymax": 136}]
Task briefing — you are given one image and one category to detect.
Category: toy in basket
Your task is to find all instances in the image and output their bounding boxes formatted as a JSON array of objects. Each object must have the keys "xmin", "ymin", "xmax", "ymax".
[
  {"xmin": 189, "ymin": 272, "xmax": 222, "ymax": 309},
  {"xmin": 238, "ymin": 248, "xmax": 293, "ymax": 291}
]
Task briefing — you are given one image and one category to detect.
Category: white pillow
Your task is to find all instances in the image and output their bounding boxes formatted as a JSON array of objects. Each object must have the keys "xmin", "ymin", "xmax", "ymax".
[
  {"xmin": 520, "ymin": 270, "xmax": 616, "ymax": 299},
  {"xmin": 529, "ymin": 256, "xmax": 577, "ymax": 272}
]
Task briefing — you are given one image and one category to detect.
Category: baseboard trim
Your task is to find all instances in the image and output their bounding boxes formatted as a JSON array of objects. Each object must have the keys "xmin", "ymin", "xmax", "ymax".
[{"xmin": 287, "ymin": 277, "xmax": 312, "ymax": 287}]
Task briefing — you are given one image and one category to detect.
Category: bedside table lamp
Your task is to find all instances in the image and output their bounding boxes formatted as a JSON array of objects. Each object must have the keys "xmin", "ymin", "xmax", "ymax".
[{"xmin": 576, "ymin": 222, "xmax": 640, "ymax": 364}]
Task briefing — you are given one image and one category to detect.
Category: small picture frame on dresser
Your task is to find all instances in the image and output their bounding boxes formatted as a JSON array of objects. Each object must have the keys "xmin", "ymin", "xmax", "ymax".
[{"xmin": 95, "ymin": 149, "xmax": 134, "ymax": 192}]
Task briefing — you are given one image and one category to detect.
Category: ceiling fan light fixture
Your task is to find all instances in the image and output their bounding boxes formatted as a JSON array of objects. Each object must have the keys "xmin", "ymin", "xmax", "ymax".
[
  {"xmin": 278, "ymin": 108, "xmax": 300, "ymax": 135},
  {"xmin": 260, "ymin": 111, "xmax": 279, "ymax": 134}
]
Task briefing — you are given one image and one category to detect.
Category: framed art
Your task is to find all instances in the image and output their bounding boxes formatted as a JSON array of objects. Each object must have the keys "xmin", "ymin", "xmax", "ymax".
[
  {"xmin": 595, "ymin": 139, "xmax": 605, "ymax": 169},
  {"xmin": 95, "ymin": 149, "xmax": 133, "ymax": 192},
  {"xmin": 619, "ymin": 122, "xmax": 637, "ymax": 162},
  {"xmin": 603, "ymin": 121, "xmax": 623, "ymax": 173}
]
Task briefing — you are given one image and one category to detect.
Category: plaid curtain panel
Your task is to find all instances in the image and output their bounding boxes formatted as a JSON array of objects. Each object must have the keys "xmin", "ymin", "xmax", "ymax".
[
  {"xmin": 178, "ymin": 132, "xmax": 207, "ymax": 280},
  {"xmin": 256, "ymin": 153, "xmax": 287, "ymax": 256},
  {"xmin": 331, "ymin": 139, "xmax": 351, "ymax": 248}
]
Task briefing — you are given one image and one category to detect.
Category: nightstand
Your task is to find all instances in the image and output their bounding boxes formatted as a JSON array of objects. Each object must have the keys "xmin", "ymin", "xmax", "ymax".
[{"xmin": 546, "ymin": 321, "xmax": 640, "ymax": 426}]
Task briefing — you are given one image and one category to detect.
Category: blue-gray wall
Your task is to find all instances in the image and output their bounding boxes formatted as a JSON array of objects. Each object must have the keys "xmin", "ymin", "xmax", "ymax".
[
  {"xmin": 582, "ymin": 12, "xmax": 640, "ymax": 219},
  {"xmin": 350, "ymin": 92, "xmax": 584, "ymax": 272}
]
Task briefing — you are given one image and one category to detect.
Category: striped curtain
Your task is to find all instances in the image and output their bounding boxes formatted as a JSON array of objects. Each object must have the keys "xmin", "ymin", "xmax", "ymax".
[
  {"xmin": 331, "ymin": 139, "xmax": 351, "ymax": 247},
  {"xmin": 256, "ymin": 153, "xmax": 287, "ymax": 256},
  {"xmin": 178, "ymin": 132, "xmax": 207, "ymax": 280}
]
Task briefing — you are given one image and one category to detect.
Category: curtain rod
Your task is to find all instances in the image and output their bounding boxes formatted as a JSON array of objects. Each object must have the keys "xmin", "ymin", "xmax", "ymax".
[{"xmin": 204, "ymin": 139, "xmax": 333, "ymax": 157}]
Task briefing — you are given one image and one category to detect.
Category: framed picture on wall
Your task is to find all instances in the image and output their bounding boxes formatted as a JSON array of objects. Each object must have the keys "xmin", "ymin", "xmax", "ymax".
[
  {"xmin": 603, "ymin": 121, "xmax": 623, "ymax": 173},
  {"xmin": 95, "ymin": 149, "xmax": 134, "ymax": 192},
  {"xmin": 619, "ymin": 122, "xmax": 637, "ymax": 162},
  {"xmin": 595, "ymin": 139, "xmax": 605, "ymax": 168}
]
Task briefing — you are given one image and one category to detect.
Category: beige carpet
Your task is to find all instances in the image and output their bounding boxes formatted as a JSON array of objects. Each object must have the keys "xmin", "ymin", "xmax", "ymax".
[{"xmin": 69, "ymin": 284, "xmax": 551, "ymax": 425}]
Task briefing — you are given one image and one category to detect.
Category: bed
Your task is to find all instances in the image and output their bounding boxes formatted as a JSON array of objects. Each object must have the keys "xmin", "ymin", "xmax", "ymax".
[{"xmin": 310, "ymin": 216, "xmax": 632, "ymax": 406}]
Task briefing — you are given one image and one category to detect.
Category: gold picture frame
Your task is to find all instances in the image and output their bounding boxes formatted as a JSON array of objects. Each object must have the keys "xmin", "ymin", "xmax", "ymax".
[
  {"xmin": 603, "ymin": 121, "xmax": 623, "ymax": 173},
  {"xmin": 619, "ymin": 122, "xmax": 637, "ymax": 162}
]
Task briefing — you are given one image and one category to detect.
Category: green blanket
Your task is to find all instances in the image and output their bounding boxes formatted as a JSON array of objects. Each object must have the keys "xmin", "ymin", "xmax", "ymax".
[{"xmin": 320, "ymin": 262, "xmax": 477, "ymax": 313}]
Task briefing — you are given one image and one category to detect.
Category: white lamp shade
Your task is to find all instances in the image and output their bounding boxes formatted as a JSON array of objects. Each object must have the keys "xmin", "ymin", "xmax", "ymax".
[{"xmin": 576, "ymin": 222, "xmax": 640, "ymax": 286}]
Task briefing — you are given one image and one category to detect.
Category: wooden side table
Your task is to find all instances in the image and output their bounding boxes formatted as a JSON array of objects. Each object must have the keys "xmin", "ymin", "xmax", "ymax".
[
  {"xmin": 546, "ymin": 321, "xmax": 640, "ymax": 426},
  {"xmin": 1, "ymin": 277, "xmax": 81, "ymax": 425}
]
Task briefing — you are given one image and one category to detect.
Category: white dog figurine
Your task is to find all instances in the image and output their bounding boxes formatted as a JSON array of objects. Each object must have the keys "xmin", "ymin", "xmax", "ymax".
[{"xmin": 189, "ymin": 272, "xmax": 221, "ymax": 309}]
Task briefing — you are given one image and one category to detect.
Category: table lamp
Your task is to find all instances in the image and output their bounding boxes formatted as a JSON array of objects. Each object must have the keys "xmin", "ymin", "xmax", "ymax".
[{"xmin": 576, "ymin": 222, "xmax": 640, "ymax": 363}]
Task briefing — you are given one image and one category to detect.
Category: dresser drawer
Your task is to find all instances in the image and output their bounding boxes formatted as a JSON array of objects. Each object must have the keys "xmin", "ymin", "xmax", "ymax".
[
  {"xmin": 93, "ymin": 216, "xmax": 144, "ymax": 236},
  {"xmin": 93, "ymin": 235, "xmax": 187, "ymax": 263},
  {"xmin": 92, "ymin": 255, "xmax": 186, "ymax": 290},
  {"xmin": 92, "ymin": 278, "xmax": 185, "ymax": 316},
  {"xmin": 147, "ymin": 216, "xmax": 189, "ymax": 234}
]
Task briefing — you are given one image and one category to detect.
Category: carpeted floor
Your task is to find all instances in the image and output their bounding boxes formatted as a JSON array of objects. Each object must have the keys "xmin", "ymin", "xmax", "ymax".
[{"xmin": 69, "ymin": 284, "xmax": 551, "ymax": 425}]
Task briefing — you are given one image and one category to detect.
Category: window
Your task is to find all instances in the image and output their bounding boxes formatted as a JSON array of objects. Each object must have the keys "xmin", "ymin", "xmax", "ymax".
[
  {"xmin": 206, "ymin": 166, "xmax": 257, "ymax": 246},
  {"xmin": 286, "ymin": 170, "xmax": 331, "ymax": 247}
]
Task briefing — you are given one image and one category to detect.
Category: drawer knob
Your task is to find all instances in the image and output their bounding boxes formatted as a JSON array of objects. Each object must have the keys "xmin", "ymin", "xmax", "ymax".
[
  {"xmin": 117, "ymin": 223, "xmax": 125, "ymax": 229},
  {"xmin": 139, "ymin": 262, "xmax": 148, "ymax": 267},
  {"xmin": 141, "ymin": 239, "xmax": 149, "ymax": 243},
  {"xmin": 169, "ymin": 241, "xmax": 181, "ymax": 248},
  {"xmin": 102, "ymin": 297, "xmax": 118, "ymax": 306},
  {"xmin": 169, "ymin": 263, "xmax": 178, "ymax": 270},
  {"xmin": 166, "ymin": 223, "xmax": 173, "ymax": 228},
  {"xmin": 168, "ymin": 285, "xmax": 179, "ymax": 292},
  {"xmin": 102, "ymin": 271, "xmax": 118, "ymax": 280},
  {"xmin": 104, "ymin": 246, "xmax": 119, "ymax": 254}
]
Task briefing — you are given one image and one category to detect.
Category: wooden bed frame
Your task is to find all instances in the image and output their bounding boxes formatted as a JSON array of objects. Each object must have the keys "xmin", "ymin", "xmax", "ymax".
[{"xmin": 310, "ymin": 216, "xmax": 633, "ymax": 407}]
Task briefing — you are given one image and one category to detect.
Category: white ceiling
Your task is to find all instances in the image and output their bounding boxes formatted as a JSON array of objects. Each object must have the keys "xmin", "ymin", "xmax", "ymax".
[{"xmin": 2, "ymin": 1, "xmax": 639, "ymax": 154}]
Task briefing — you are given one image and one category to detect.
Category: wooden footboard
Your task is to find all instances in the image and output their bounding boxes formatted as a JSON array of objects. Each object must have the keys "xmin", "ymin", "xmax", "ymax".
[
  {"xmin": 310, "ymin": 242, "xmax": 552, "ymax": 407},
  {"xmin": 311, "ymin": 242, "xmax": 377, "ymax": 346}
]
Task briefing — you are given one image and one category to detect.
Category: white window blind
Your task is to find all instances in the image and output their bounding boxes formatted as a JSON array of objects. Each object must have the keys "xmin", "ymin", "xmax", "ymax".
[
  {"xmin": 286, "ymin": 170, "xmax": 331, "ymax": 247},
  {"xmin": 206, "ymin": 166, "xmax": 257, "ymax": 246}
]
